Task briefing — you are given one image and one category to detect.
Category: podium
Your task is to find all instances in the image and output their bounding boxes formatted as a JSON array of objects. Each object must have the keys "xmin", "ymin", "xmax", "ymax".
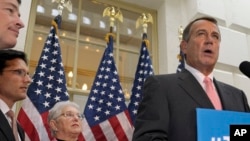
[{"xmin": 197, "ymin": 108, "xmax": 250, "ymax": 141}]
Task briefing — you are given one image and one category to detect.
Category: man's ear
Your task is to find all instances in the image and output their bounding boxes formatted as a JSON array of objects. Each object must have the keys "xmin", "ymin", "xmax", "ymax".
[{"xmin": 180, "ymin": 40, "xmax": 187, "ymax": 53}]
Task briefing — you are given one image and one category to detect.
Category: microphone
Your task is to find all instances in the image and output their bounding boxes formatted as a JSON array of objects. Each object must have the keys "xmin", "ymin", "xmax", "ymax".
[{"xmin": 239, "ymin": 61, "xmax": 250, "ymax": 78}]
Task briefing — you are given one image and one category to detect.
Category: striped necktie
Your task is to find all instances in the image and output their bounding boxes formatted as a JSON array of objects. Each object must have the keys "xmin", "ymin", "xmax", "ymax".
[{"xmin": 7, "ymin": 110, "xmax": 19, "ymax": 141}]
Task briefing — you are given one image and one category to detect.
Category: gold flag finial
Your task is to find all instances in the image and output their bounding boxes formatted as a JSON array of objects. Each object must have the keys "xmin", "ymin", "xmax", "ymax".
[
  {"xmin": 103, "ymin": 6, "xmax": 123, "ymax": 32},
  {"xmin": 52, "ymin": 0, "xmax": 72, "ymax": 15},
  {"xmin": 136, "ymin": 13, "xmax": 153, "ymax": 33},
  {"xmin": 178, "ymin": 26, "xmax": 183, "ymax": 42},
  {"xmin": 177, "ymin": 25, "xmax": 184, "ymax": 61}
]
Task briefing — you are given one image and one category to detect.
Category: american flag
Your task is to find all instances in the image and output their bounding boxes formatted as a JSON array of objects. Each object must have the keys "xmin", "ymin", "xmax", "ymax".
[
  {"xmin": 128, "ymin": 33, "xmax": 154, "ymax": 125},
  {"xmin": 81, "ymin": 35, "xmax": 133, "ymax": 141},
  {"xmin": 17, "ymin": 17, "xmax": 69, "ymax": 141},
  {"xmin": 176, "ymin": 50, "xmax": 185, "ymax": 73}
]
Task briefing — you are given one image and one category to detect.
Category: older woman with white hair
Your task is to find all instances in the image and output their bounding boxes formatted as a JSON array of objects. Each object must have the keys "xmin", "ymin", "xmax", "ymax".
[{"xmin": 48, "ymin": 101, "xmax": 83, "ymax": 141}]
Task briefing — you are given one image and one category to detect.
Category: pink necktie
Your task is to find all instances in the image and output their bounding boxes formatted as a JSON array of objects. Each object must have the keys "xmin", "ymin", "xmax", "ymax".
[
  {"xmin": 6, "ymin": 110, "xmax": 19, "ymax": 141},
  {"xmin": 203, "ymin": 77, "xmax": 222, "ymax": 110}
]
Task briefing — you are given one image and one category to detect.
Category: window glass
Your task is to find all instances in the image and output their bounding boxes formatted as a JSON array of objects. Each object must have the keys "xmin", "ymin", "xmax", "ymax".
[{"xmin": 29, "ymin": 0, "xmax": 156, "ymax": 98}]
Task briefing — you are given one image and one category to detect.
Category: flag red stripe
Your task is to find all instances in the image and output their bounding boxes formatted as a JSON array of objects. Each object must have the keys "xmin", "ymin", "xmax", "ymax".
[
  {"xmin": 18, "ymin": 108, "xmax": 40, "ymax": 141},
  {"xmin": 109, "ymin": 115, "xmax": 128, "ymax": 141},
  {"xmin": 41, "ymin": 112, "xmax": 53, "ymax": 140},
  {"xmin": 124, "ymin": 110, "xmax": 133, "ymax": 125},
  {"xmin": 116, "ymin": 111, "xmax": 134, "ymax": 140},
  {"xmin": 78, "ymin": 133, "xmax": 85, "ymax": 141},
  {"xmin": 91, "ymin": 124, "xmax": 107, "ymax": 141},
  {"xmin": 82, "ymin": 119, "xmax": 95, "ymax": 140},
  {"xmin": 17, "ymin": 98, "xmax": 50, "ymax": 140}
]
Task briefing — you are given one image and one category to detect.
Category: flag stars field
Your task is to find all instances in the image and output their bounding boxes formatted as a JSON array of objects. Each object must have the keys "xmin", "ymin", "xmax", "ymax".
[
  {"xmin": 128, "ymin": 33, "xmax": 154, "ymax": 125},
  {"xmin": 82, "ymin": 35, "xmax": 133, "ymax": 140}
]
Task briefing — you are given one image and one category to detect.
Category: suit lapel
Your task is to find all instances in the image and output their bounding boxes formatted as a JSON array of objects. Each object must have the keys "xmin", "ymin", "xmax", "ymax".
[
  {"xmin": 213, "ymin": 79, "xmax": 232, "ymax": 110},
  {"xmin": 0, "ymin": 110, "xmax": 15, "ymax": 140},
  {"xmin": 178, "ymin": 70, "xmax": 215, "ymax": 108}
]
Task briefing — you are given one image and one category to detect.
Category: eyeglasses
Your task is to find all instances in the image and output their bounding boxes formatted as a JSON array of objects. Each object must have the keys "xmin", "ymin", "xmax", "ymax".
[
  {"xmin": 4, "ymin": 69, "xmax": 30, "ymax": 78},
  {"xmin": 60, "ymin": 112, "xmax": 84, "ymax": 120}
]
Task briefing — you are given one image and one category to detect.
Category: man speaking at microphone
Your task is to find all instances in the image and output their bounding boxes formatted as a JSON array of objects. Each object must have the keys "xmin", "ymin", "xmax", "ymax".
[{"xmin": 133, "ymin": 16, "xmax": 250, "ymax": 141}]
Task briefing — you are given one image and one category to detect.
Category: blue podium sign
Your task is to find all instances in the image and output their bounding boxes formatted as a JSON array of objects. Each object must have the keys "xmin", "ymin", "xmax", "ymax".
[{"xmin": 197, "ymin": 108, "xmax": 250, "ymax": 141}]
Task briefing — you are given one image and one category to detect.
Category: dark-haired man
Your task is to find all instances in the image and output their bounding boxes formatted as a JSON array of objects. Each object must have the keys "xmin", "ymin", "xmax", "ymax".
[{"xmin": 0, "ymin": 49, "xmax": 31, "ymax": 141}]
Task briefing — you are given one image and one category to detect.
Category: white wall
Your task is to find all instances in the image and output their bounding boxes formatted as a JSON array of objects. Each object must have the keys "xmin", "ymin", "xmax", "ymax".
[
  {"xmin": 157, "ymin": 0, "xmax": 250, "ymax": 103},
  {"xmin": 14, "ymin": 0, "xmax": 32, "ymax": 51}
]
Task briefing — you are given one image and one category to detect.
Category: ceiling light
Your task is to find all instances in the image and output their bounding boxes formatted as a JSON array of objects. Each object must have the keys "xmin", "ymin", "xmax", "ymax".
[
  {"xmin": 99, "ymin": 21, "xmax": 106, "ymax": 29},
  {"xmin": 37, "ymin": 5, "xmax": 45, "ymax": 13},
  {"xmin": 68, "ymin": 13, "xmax": 77, "ymax": 21},
  {"xmin": 83, "ymin": 17, "xmax": 91, "ymax": 25},
  {"xmin": 127, "ymin": 28, "xmax": 132, "ymax": 35},
  {"xmin": 82, "ymin": 83, "xmax": 88, "ymax": 90},
  {"xmin": 51, "ymin": 9, "xmax": 59, "ymax": 17}
]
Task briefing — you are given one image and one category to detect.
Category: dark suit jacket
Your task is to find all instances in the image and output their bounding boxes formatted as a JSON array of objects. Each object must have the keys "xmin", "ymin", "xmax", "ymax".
[
  {"xmin": 0, "ymin": 110, "xmax": 25, "ymax": 141},
  {"xmin": 132, "ymin": 70, "xmax": 250, "ymax": 141}
]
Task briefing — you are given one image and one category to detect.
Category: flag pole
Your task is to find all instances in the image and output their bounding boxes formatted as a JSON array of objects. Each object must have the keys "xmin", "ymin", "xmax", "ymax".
[
  {"xmin": 81, "ymin": 5, "xmax": 133, "ymax": 141},
  {"xmin": 128, "ymin": 12, "xmax": 154, "ymax": 125},
  {"xmin": 17, "ymin": 5, "xmax": 71, "ymax": 141}
]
